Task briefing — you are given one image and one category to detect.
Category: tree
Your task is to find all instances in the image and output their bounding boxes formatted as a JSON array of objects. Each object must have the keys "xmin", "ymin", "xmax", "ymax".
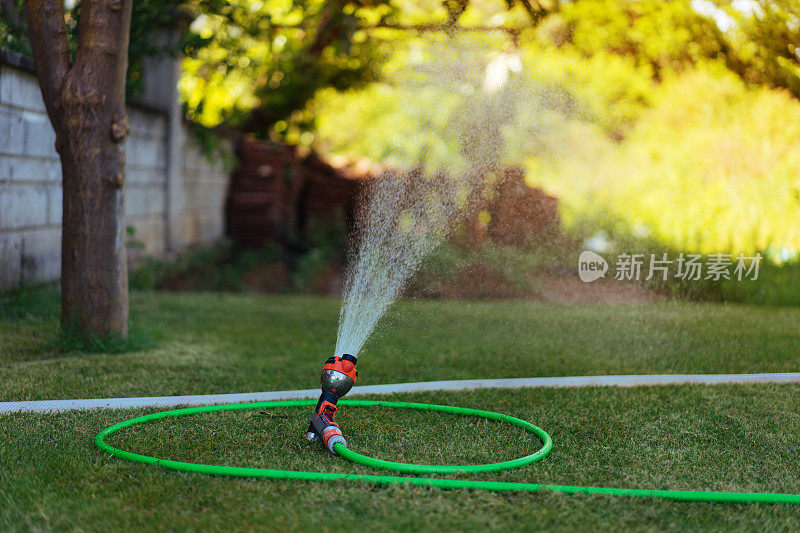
[
  {"xmin": 719, "ymin": 0, "xmax": 800, "ymax": 98},
  {"xmin": 181, "ymin": 0, "xmax": 543, "ymax": 137},
  {"xmin": 0, "ymin": 0, "xmax": 27, "ymax": 51},
  {"xmin": 543, "ymin": 0, "xmax": 800, "ymax": 98},
  {"xmin": 182, "ymin": 0, "xmax": 394, "ymax": 133},
  {"xmin": 24, "ymin": 0, "xmax": 133, "ymax": 338}
]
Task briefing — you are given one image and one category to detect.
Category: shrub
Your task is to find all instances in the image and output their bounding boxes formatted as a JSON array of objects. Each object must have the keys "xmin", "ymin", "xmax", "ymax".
[{"xmin": 531, "ymin": 68, "xmax": 800, "ymax": 259}]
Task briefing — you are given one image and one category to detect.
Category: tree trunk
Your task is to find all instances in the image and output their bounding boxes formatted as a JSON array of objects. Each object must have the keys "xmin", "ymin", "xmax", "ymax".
[
  {"xmin": 24, "ymin": 0, "xmax": 133, "ymax": 338},
  {"xmin": 58, "ymin": 92, "xmax": 130, "ymax": 338}
]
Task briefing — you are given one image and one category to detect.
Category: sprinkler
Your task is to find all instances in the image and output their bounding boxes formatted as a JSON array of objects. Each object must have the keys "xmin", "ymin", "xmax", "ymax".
[{"xmin": 306, "ymin": 354, "xmax": 358, "ymax": 453}]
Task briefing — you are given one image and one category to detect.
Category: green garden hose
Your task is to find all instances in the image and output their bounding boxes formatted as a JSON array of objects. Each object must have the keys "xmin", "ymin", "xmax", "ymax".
[{"xmin": 95, "ymin": 399, "xmax": 800, "ymax": 505}]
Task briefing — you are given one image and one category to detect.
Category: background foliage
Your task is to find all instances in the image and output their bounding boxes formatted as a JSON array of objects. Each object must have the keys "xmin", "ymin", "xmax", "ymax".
[
  {"xmin": 0, "ymin": 0, "xmax": 192, "ymax": 96},
  {"xmin": 2, "ymin": 0, "xmax": 799, "ymax": 295},
  {"xmin": 303, "ymin": 0, "xmax": 800, "ymax": 263}
]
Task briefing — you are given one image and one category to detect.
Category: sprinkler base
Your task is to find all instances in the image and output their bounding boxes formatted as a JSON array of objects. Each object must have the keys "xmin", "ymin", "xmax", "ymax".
[{"xmin": 310, "ymin": 391, "xmax": 346, "ymax": 454}]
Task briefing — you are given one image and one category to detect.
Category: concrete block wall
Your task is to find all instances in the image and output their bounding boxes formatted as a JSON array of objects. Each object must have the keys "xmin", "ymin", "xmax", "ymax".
[
  {"xmin": 0, "ymin": 56, "xmax": 62, "ymax": 285},
  {"xmin": 181, "ymin": 135, "xmax": 229, "ymax": 245},
  {"xmin": 0, "ymin": 51, "xmax": 231, "ymax": 289},
  {"xmin": 126, "ymin": 107, "xmax": 169, "ymax": 256}
]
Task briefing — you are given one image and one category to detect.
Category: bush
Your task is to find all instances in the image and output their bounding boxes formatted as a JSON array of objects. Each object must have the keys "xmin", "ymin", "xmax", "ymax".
[
  {"xmin": 520, "ymin": 46, "xmax": 655, "ymax": 138},
  {"xmin": 720, "ymin": 261, "xmax": 800, "ymax": 307},
  {"xmin": 409, "ymin": 242, "xmax": 568, "ymax": 299},
  {"xmin": 129, "ymin": 239, "xmax": 282, "ymax": 292},
  {"xmin": 531, "ymin": 68, "xmax": 800, "ymax": 259}
]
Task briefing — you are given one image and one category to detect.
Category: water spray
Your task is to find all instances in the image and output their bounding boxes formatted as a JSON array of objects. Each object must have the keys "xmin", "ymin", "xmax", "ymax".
[{"xmin": 305, "ymin": 169, "xmax": 471, "ymax": 454}]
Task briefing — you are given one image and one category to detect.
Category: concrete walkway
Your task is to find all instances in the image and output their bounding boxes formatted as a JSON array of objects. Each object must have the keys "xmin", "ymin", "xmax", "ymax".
[{"xmin": 3, "ymin": 372, "xmax": 800, "ymax": 413}]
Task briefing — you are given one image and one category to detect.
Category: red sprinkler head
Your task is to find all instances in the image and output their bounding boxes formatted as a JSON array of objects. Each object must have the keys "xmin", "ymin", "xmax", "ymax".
[{"xmin": 321, "ymin": 354, "xmax": 358, "ymax": 397}]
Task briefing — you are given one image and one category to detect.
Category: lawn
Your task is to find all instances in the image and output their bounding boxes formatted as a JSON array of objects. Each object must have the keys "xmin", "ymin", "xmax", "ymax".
[
  {"xmin": 2, "ymin": 291, "xmax": 800, "ymax": 531},
  {"xmin": 2, "ymin": 291, "xmax": 800, "ymax": 401}
]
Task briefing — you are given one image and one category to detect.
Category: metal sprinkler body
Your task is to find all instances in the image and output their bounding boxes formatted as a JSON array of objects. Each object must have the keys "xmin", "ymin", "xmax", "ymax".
[{"xmin": 307, "ymin": 354, "xmax": 358, "ymax": 454}]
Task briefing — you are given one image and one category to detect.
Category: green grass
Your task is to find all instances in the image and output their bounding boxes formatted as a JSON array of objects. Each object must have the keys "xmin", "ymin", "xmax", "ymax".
[
  {"xmin": 4, "ymin": 386, "xmax": 800, "ymax": 531},
  {"xmin": 2, "ymin": 291, "xmax": 800, "ymax": 401},
  {"xmin": 2, "ymin": 292, "xmax": 800, "ymax": 531},
  {"xmin": 0, "ymin": 285, "xmax": 158, "ymax": 359}
]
